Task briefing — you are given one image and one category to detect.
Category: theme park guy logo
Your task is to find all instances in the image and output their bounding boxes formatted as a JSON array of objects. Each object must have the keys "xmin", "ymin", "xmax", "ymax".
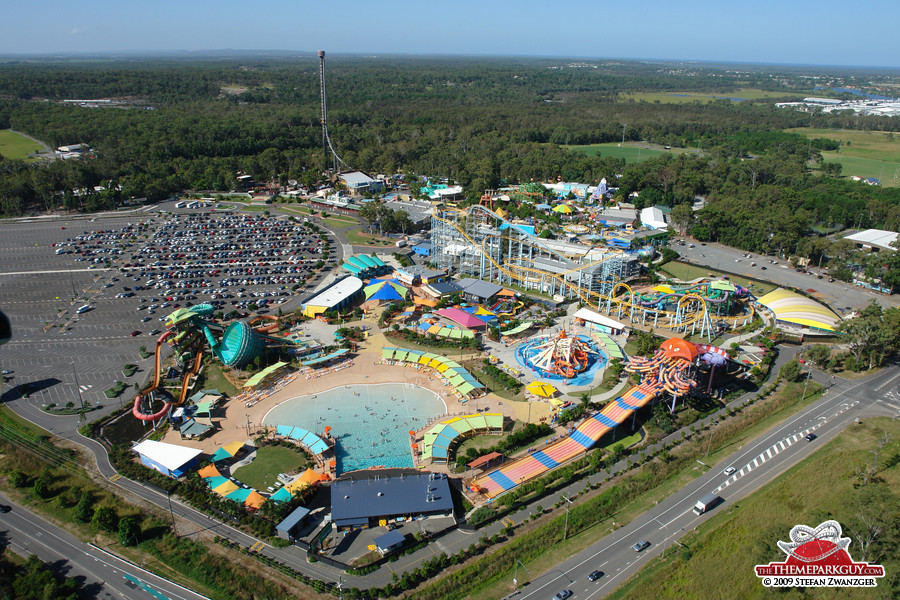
[{"xmin": 755, "ymin": 520, "xmax": 885, "ymax": 588}]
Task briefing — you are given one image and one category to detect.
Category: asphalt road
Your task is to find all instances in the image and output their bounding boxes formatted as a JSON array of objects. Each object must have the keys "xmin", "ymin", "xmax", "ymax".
[
  {"xmin": 0, "ymin": 493, "xmax": 211, "ymax": 600},
  {"xmin": 513, "ymin": 365, "xmax": 900, "ymax": 600},
  {"xmin": 672, "ymin": 238, "xmax": 899, "ymax": 312}
]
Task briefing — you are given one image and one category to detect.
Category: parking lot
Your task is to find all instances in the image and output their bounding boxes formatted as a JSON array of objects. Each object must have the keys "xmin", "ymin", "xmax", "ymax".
[
  {"xmin": 0, "ymin": 205, "xmax": 340, "ymax": 417},
  {"xmin": 672, "ymin": 238, "xmax": 900, "ymax": 313}
]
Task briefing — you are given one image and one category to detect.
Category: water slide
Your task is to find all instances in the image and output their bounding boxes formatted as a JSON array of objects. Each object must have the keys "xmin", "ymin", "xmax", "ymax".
[
  {"xmin": 197, "ymin": 320, "xmax": 264, "ymax": 368},
  {"xmin": 132, "ymin": 332, "xmax": 203, "ymax": 421},
  {"xmin": 471, "ymin": 350, "xmax": 689, "ymax": 498},
  {"xmin": 249, "ymin": 314, "xmax": 280, "ymax": 334}
]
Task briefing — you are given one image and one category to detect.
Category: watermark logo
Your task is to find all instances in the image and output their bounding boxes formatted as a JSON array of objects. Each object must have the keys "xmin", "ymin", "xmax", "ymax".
[{"xmin": 755, "ymin": 520, "xmax": 885, "ymax": 588}]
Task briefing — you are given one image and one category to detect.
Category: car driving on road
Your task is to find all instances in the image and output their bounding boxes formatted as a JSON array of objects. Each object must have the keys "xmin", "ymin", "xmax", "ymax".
[{"xmin": 632, "ymin": 540, "xmax": 650, "ymax": 552}]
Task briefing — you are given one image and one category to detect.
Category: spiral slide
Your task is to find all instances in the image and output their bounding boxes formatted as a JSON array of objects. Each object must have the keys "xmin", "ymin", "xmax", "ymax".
[
  {"xmin": 470, "ymin": 340, "xmax": 701, "ymax": 499},
  {"xmin": 132, "ymin": 332, "xmax": 203, "ymax": 421}
]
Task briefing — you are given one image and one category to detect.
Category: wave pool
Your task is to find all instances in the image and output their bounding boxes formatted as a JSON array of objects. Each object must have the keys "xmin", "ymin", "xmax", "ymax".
[{"xmin": 263, "ymin": 383, "xmax": 446, "ymax": 474}]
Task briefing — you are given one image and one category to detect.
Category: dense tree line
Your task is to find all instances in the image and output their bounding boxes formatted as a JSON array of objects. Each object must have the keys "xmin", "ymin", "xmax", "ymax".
[{"xmin": 1, "ymin": 57, "xmax": 899, "ymax": 260}]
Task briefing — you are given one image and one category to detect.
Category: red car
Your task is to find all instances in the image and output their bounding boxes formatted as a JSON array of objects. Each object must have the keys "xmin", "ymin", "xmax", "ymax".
[{"xmin": 130, "ymin": 330, "xmax": 142, "ymax": 337}]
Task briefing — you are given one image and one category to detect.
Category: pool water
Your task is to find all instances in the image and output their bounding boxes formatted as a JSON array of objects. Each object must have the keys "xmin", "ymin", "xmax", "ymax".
[
  {"xmin": 262, "ymin": 383, "xmax": 446, "ymax": 474},
  {"xmin": 515, "ymin": 333, "xmax": 607, "ymax": 387}
]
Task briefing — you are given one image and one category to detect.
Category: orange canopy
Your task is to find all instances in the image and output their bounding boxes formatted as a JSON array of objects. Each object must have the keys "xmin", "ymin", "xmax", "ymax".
[
  {"xmin": 414, "ymin": 296, "xmax": 437, "ymax": 307},
  {"xmin": 661, "ymin": 338, "xmax": 699, "ymax": 362},
  {"xmin": 197, "ymin": 464, "xmax": 221, "ymax": 479},
  {"xmin": 243, "ymin": 490, "xmax": 267, "ymax": 509}
]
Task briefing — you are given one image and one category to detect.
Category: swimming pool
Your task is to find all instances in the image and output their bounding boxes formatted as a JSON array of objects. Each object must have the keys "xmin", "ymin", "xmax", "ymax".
[{"xmin": 262, "ymin": 383, "xmax": 446, "ymax": 474}]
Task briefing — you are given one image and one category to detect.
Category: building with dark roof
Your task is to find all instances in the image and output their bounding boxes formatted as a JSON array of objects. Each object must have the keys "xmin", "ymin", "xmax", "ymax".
[
  {"xmin": 373, "ymin": 529, "xmax": 406, "ymax": 555},
  {"xmin": 275, "ymin": 506, "xmax": 312, "ymax": 541},
  {"xmin": 422, "ymin": 280, "xmax": 462, "ymax": 300},
  {"xmin": 330, "ymin": 472, "xmax": 454, "ymax": 529},
  {"xmin": 457, "ymin": 278, "xmax": 503, "ymax": 303}
]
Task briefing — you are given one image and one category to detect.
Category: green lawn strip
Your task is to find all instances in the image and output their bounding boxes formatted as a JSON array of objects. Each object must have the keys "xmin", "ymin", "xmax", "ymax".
[
  {"xmin": 231, "ymin": 445, "xmax": 307, "ymax": 490},
  {"xmin": 0, "ymin": 130, "xmax": 43, "ymax": 159},
  {"xmin": 0, "ymin": 405, "xmax": 52, "ymax": 438},
  {"xmin": 606, "ymin": 417, "xmax": 900, "ymax": 600},
  {"xmin": 820, "ymin": 154, "xmax": 900, "ymax": 187},
  {"xmin": 197, "ymin": 363, "xmax": 239, "ymax": 397},
  {"xmin": 345, "ymin": 228, "xmax": 394, "ymax": 245},
  {"xmin": 600, "ymin": 430, "xmax": 642, "ymax": 451},
  {"xmin": 567, "ymin": 143, "xmax": 672, "ymax": 163}
]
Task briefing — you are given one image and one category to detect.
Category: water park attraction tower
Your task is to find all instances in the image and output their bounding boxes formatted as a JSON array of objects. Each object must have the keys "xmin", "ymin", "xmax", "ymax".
[
  {"xmin": 522, "ymin": 330, "xmax": 601, "ymax": 379},
  {"xmin": 132, "ymin": 304, "xmax": 267, "ymax": 421}
]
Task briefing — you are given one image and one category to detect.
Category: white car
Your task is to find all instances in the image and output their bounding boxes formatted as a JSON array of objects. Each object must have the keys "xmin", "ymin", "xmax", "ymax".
[{"xmin": 723, "ymin": 466, "xmax": 736, "ymax": 476}]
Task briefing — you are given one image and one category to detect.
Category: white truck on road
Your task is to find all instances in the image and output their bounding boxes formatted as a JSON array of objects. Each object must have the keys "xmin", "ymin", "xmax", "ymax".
[{"xmin": 692, "ymin": 493, "xmax": 721, "ymax": 515}]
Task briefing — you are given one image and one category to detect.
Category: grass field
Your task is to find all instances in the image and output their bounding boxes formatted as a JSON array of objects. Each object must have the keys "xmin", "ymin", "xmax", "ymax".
[
  {"xmin": 321, "ymin": 215, "xmax": 359, "ymax": 228},
  {"xmin": 568, "ymin": 143, "xmax": 692, "ymax": 163},
  {"xmin": 345, "ymin": 228, "xmax": 394, "ymax": 246},
  {"xmin": 231, "ymin": 445, "xmax": 307, "ymax": 490},
  {"xmin": 619, "ymin": 88, "xmax": 808, "ymax": 104},
  {"xmin": 607, "ymin": 417, "xmax": 900, "ymax": 600},
  {"xmin": 786, "ymin": 127, "xmax": 900, "ymax": 188},
  {"xmin": 0, "ymin": 130, "xmax": 43, "ymax": 160}
]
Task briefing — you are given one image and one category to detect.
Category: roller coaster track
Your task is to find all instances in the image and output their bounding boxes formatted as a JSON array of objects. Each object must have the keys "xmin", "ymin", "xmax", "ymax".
[
  {"xmin": 434, "ymin": 206, "xmax": 754, "ymax": 332},
  {"xmin": 435, "ymin": 209, "xmax": 722, "ymax": 332}
]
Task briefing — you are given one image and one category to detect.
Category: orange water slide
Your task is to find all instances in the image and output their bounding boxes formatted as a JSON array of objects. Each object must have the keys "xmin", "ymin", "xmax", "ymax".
[
  {"xmin": 249, "ymin": 314, "xmax": 280, "ymax": 334},
  {"xmin": 132, "ymin": 331, "xmax": 202, "ymax": 421}
]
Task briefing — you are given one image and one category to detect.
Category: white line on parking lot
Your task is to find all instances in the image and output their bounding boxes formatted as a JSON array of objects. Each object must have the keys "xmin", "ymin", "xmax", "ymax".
[{"xmin": 0, "ymin": 268, "xmax": 112, "ymax": 276}]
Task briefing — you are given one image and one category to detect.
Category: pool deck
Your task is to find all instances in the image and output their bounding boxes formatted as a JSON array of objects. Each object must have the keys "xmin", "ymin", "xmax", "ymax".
[{"xmin": 160, "ymin": 319, "xmax": 519, "ymax": 455}]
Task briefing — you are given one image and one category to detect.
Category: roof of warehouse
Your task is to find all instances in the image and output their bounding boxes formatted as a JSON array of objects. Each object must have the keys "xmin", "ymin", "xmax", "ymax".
[{"xmin": 331, "ymin": 472, "xmax": 453, "ymax": 525}]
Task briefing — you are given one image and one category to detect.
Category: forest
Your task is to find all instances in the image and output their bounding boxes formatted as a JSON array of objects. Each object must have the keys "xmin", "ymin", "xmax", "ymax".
[{"xmin": 1, "ymin": 56, "xmax": 899, "ymax": 256}]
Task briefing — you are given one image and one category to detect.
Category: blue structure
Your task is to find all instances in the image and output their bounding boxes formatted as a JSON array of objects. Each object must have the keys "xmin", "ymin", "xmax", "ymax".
[{"xmin": 412, "ymin": 241, "xmax": 433, "ymax": 256}]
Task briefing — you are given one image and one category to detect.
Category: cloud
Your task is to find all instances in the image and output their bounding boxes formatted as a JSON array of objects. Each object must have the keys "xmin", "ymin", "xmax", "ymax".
[{"xmin": 71, "ymin": 27, "xmax": 88, "ymax": 35}]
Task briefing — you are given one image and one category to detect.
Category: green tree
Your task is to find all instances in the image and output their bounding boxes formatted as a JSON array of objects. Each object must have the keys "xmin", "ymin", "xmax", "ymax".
[
  {"xmin": 92, "ymin": 506, "xmax": 119, "ymax": 533},
  {"xmin": 779, "ymin": 359, "xmax": 802, "ymax": 383},
  {"xmin": 31, "ymin": 469, "xmax": 54, "ymax": 499},
  {"xmin": 117, "ymin": 516, "xmax": 141, "ymax": 546},
  {"xmin": 72, "ymin": 493, "xmax": 94, "ymax": 523}
]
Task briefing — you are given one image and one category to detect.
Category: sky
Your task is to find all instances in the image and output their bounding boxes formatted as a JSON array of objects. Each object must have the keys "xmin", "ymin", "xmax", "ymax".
[{"xmin": 2, "ymin": 0, "xmax": 898, "ymax": 68}]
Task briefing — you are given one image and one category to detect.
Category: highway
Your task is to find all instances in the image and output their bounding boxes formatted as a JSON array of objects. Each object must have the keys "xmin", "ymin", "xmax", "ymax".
[
  {"xmin": 0, "ymin": 493, "xmax": 210, "ymax": 600},
  {"xmin": 513, "ymin": 365, "xmax": 900, "ymax": 600}
]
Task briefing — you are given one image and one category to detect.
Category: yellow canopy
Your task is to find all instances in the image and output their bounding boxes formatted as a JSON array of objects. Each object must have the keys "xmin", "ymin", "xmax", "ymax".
[
  {"xmin": 526, "ymin": 380, "xmax": 558, "ymax": 398},
  {"xmin": 213, "ymin": 480, "xmax": 240, "ymax": 496},
  {"xmin": 197, "ymin": 464, "xmax": 221, "ymax": 479},
  {"xmin": 221, "ymin": 441, "xmax": 244, "ymax": 456},
  {"xmin": 549, "ymin": 397, "xmax": 566, "ymax": 407}
]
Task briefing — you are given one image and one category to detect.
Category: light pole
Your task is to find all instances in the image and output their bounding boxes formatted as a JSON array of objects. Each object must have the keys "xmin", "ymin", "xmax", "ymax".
[
  {"xmin": 705, "ymin": 420, "xmax": 718, "ymax": 456},
  {"xmin": 71, "ymin": 361, "xmax": 86, "ymax": 422},
  {"xmin": 513, "ymin": 559, "xmax": 530, "ymax": 590},
  {"xmin": 337, "ymin": 575, "xmax": 343, "ymax": 600},
  {"xmin": 655, "ymin": 517, "xmax": 669, "ymax": 558},
  {"xmin": 561, "ymin": 493, "xmax": 573, "ymax": 540}
]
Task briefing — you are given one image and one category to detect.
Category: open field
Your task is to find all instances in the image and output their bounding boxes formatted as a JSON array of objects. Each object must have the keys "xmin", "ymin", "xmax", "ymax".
[
  {"xmin": 607, "ymin": 417, "xmax": 900, "ymax": 600},
  {"xmin": 619, "ymin": 88, "xmax": 808, "ymax": 104},
  {"xmin": 567, "ymin": 143, "xmax": 692, "ymax": 163},
  {"xmin": 0, "ymin": 129, "xmax": 43, "ymax": 160},
  {"xmin": 786, "ymin": 127, "xmax": 900, "ymax": 188},
  {"xmin": 231, "ymin": 445, "xmax": 308, "ymax": 490},
  {"xmin": 345, "ymin": 228, "xmax": 395, "ymax": 246}
]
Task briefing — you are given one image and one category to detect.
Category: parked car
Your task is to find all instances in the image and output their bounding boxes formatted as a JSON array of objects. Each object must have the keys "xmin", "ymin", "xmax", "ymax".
[{"xmin": 130, "ymin": 330, "xmax": 142, "ymax": 337}]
